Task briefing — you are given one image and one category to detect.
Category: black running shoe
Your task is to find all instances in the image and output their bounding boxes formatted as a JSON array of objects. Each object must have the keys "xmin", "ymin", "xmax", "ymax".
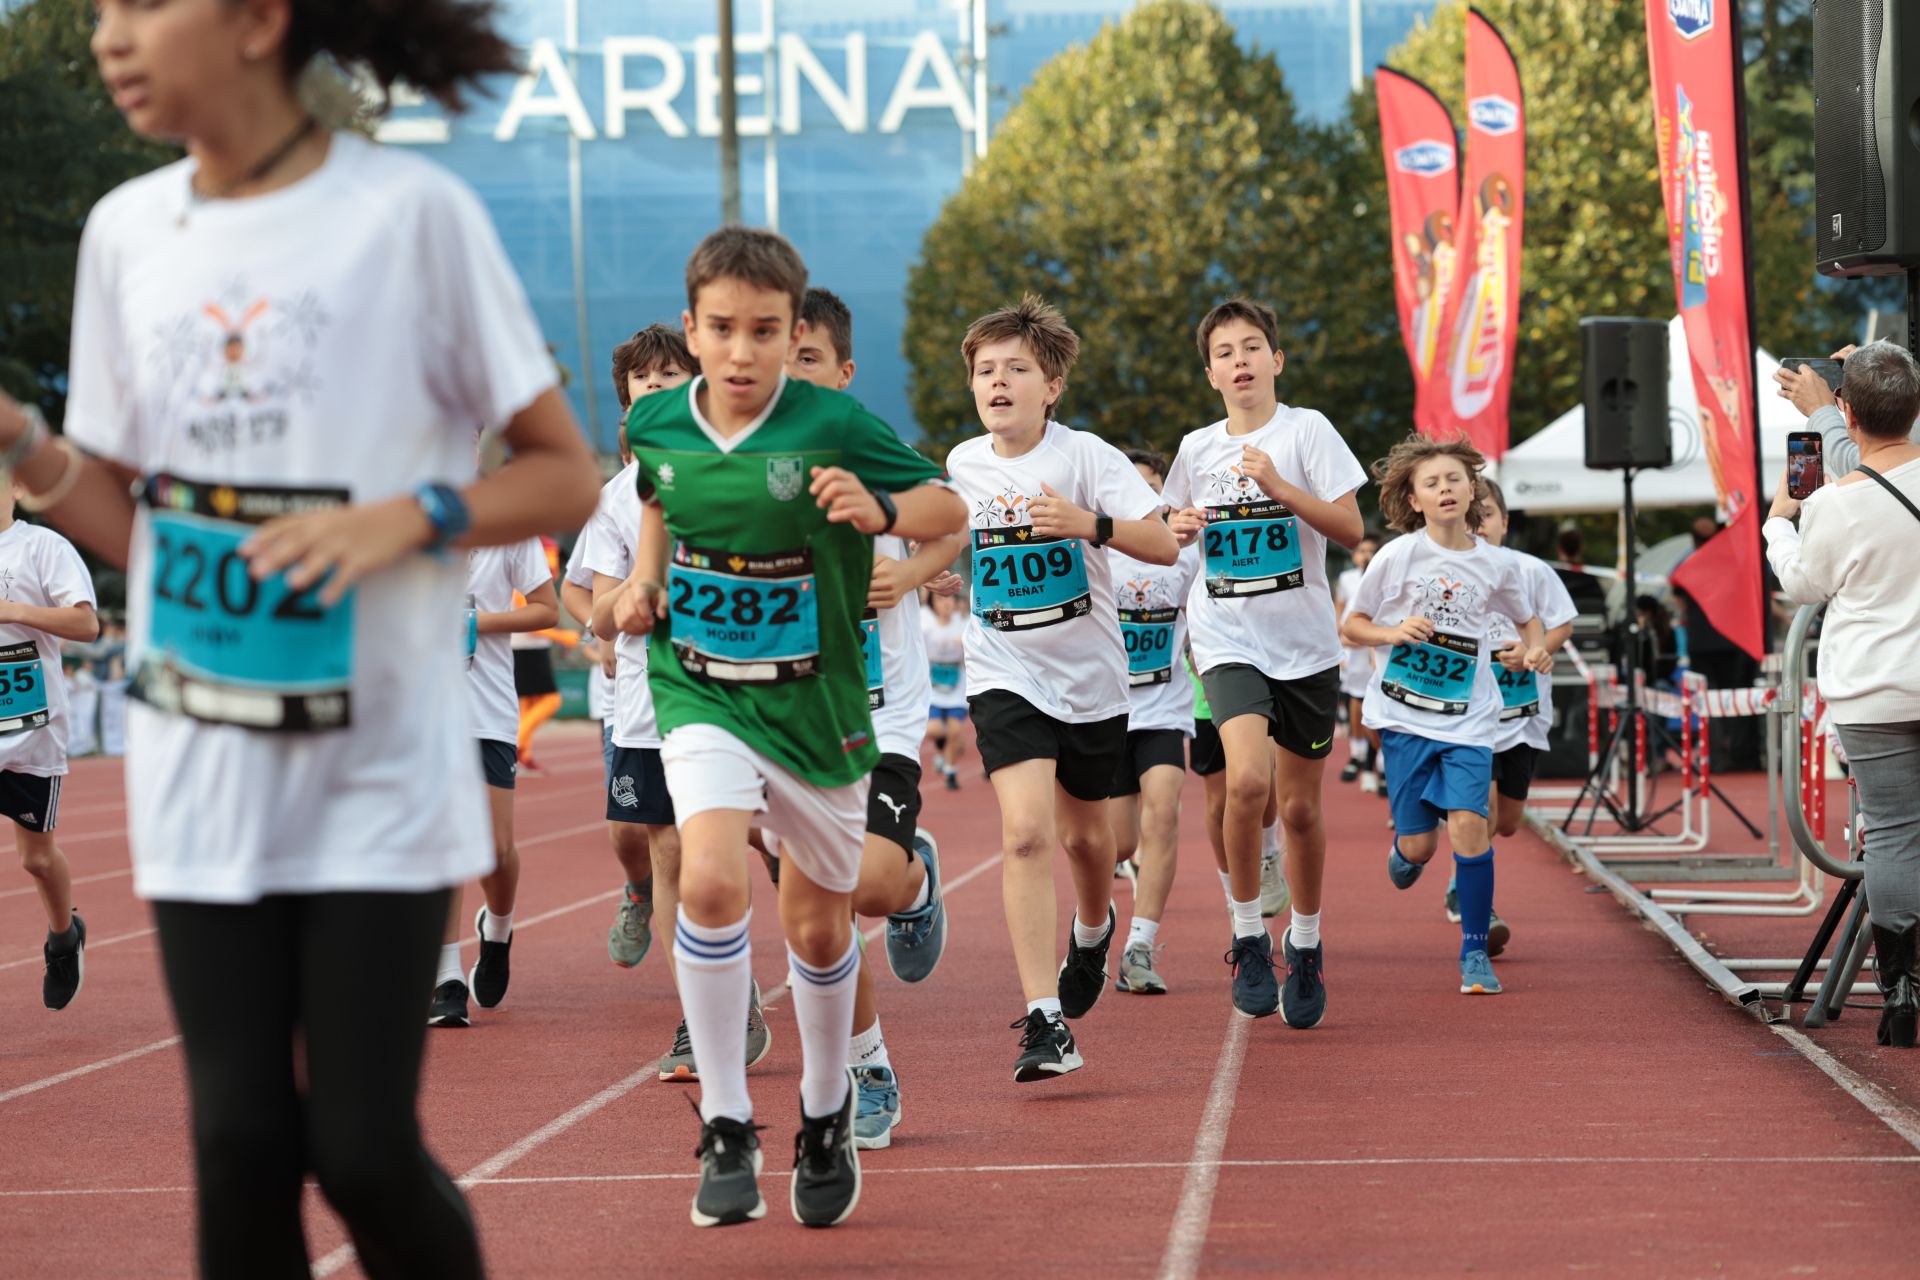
[
  {"xmin": 42, "ymin": 911, "xmax": 85, "ymax": 1011},
  {"xmin": 1225, "ymin": 932, "xmax": 1279, "ymax": 1018},
  {"xmin": 1281, "ymin": 933, "xmax": 1327, "ymax": 1029},
  {"xmin": 470, "ymin": 907, "xmax": 512, "ymax": 1009},
  {"xmin": 428, "ymin": 979, "xmax": 470, "ymax": 1028},
  {"xmin": 1338, "ymin": 759, "xmax": 1361, "ymax": 783},
  {"xmin": 1011, "ymin": 1009, "xmax": 1083, "ymax": 1083},
  {"xmin": 1057, "ymin": 904, "xmax": 1114, "ymax": 1019},
  {"xmin": 692, "ymin": 1108, "xmax": 766, "ymax": 1227},
  {"xmin": 791, "ymin": 1069, "xmax": 861, "ymax": 1228}
]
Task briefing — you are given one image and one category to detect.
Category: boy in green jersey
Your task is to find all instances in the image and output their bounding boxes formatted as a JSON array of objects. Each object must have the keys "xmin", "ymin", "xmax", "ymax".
[{"xmin": 612, "ymin": 229, "xmax": 964, "ymax": 1229}]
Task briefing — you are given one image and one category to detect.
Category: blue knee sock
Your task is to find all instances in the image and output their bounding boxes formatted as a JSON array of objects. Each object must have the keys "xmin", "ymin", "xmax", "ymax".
[{"xmin": 1454, "ymin": 849, "xmax": 1494, "ymax": 959}]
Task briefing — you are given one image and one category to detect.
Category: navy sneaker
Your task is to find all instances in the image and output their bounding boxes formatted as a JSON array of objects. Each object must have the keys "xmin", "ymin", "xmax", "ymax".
[
  {"xmin": 1387, "ymin": 844, "xmax": 1425, "ymax": 890},
  {"xmin": 1057, "ymin": 904, "xmax": 1115, "ymax": 1019},
  {"xmin": 885, "ymin": 829, "xmax": 947, "ymax": 984},
  {"xmin": 1281, "ymin": 933, "xmax": 1327, "ymax": 1029},
  {"xmin": 1225, "ymin": 932, "xmax": 1279, "ymax": 1018}
]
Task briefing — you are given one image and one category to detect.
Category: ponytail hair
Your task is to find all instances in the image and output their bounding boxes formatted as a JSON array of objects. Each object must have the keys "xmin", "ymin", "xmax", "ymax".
[{"xmin": 284, "ymin": 1, "xmax": 520, "ymax": 114}]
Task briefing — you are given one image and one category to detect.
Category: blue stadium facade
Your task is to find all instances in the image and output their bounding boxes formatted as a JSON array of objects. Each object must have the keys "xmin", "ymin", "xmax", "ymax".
[{"xmin": 377, "ymin": 1, "xmax": 1439, "ymax": 448}]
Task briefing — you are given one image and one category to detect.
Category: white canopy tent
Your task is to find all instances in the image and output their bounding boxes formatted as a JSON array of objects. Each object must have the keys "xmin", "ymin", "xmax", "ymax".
[{"xmin": 1491, "ymin": 318, "xmax": 1804, "ymax": 513}]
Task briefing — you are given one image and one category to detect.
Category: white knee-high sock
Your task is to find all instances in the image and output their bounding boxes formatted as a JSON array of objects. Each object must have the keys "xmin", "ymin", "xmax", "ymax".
[
  {"xmin": 788, "ymin": 936, "xmax": 860, "ymax": 1119},
  {"xmin": 674, "ymin": 906, "xmax": 754, "ymax": 1123}
]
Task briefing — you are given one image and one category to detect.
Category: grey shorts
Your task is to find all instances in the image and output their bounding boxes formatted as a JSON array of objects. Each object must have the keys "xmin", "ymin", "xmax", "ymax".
[{"xmin": 1200, "ymin": 663, "xmax": 1341, "ymax": 762}]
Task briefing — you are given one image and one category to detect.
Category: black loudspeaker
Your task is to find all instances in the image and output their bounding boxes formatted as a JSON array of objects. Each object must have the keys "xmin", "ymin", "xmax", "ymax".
[
  {"xmin": 1580, "ymin": 317, "xmax": 1671, "ymax": 470},
  {"xmin": 1814, "ymin": 0, "xmax": 1920, "ymax": 276}
]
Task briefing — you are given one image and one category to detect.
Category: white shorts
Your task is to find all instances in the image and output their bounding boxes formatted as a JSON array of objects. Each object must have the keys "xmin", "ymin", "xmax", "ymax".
[{"xmin": 660, "ymin": 722, "xmax": 868, "ymax": 894}]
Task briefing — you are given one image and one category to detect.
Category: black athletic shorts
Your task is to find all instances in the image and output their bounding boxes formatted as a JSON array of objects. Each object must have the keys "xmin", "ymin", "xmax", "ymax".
[
  {"xmin": 1494, "ymin": 743, "xmax": 1538, "ymax": 803},
  {"xmin": 1190, "ymin": 718, "xmax": 1225, "ymax": 776},
  {"xmin": 513, "ymin": 646, "xmax": 557, "ymax": 697},
  {"xmin": 1201, "ymin": 663, "xmax": 1341, "ymax": 762},
  {"xmin": 478, "ymin": 739, "xmax": 517, "ymax": 791},
  {"xmin": 968, "ymin": 689, "xmax": 1126, "ymax": 804},
  {"xmin": 0, "ymin": 771, "xmax": 59, "ymax": 833},
  {"xmin": 867, "ymin": 753, "xmax": 924, "ymax": 851},
  {"xmin": 1109, "ymin": 728, "xmax": 1188, "ymax": 797},
  {"xmin": 607, "ymin": 745, "xmax": 675, "ymax": 825}
]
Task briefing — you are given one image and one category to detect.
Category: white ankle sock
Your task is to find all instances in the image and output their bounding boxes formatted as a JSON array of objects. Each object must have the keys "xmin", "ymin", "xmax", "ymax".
[
  {"xmin": 435, "ymin": 942, "xmax": 464, "ymax": 987},
  {"xmin": 1072, "ymin": 911, "xmax": 1112, "ymax": 949},
  {"xmin": 1217, "ymin": 868, "xmax": 1234, "ymax": 902},
  {"xmin": 480, "ymin": 909, "xmax": 513, "ymax": 943},
  {"xmin": 849, "ymin": 1019, "xmax": 891, "ymax": 1072},
  {"xmin": 1290, "ymin": 909, "xmax": 1322, "ymax": 950},
  {"xmin": 1230, "ymin": 897, "xmax": 1264, "ymax": 940},
  {"xmin": 1347, "ymin": 737, "xmax": 1363, "ymax": 761},
  {"xmin": 1026, "ymin": 996, "xmax": 1062, "ymax": 1019},
  {"xmin": 902, "ymin": 872, "xmax": 931, "ymax": 914},
  {"xmin": 788, "ymin": 937, "xmax": 860, "ymax": 1119},
  {"xmin": 674, "ymin": 907, "xmax": 754, "ymax": 1123},
  {"xmin": 1127, "ymin": 917, "xmax": 1159, "ymax": 950}
]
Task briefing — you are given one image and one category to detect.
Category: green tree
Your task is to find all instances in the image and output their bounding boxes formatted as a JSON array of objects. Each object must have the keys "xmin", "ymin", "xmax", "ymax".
[
  {"xmin": 902, "ymin": 0, "xmax": 1403, "ymax": 469},
  {"xmin": 1, "ymin": 0, "xmax": 175, "ymax": 418}
]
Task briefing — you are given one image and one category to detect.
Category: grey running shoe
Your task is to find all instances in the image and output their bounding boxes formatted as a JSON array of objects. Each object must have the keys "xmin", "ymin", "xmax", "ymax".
[
  {"xmin": 1115, "ymin": 940, "xmax": 1167, "ymax": 994},
  {"xmin": 746, "ymin": 980, "xmax": 772, "ymax": 1069},
  {"xmin": 691, "ymin": 1110, "xmax": 766, "ymax": 1227},
  {"xmin": 1488, "ymin": 913, "xmax": 1512, "ymax": 958},
  {"xmin": 791, "ymin": 1069, "xmax": 861, "ymax": 1227},
  {"xmin": 1260, "ymin": 849, "xmax": 1290, "ymax": 918},
  {"xmin": 659, "ymin": 1019, "xmax": 699, "ymax": 1082},
  {"xmin": 885, "ymin": 829, "xmax": 947, "ymax": 984},
  {"xmin": 608, "ymin": 880, "xmax": 653, "ymax": 969},
  {"xmin": 851, "ymin": 1064, "xmax": 901, "ymax": 1150}
]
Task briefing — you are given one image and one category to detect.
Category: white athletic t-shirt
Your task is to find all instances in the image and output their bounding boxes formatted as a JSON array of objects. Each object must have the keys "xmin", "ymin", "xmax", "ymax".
[
  {"xmin": 466, "ymin": 539, "xmax": 551, "ymax": 746},
  {"xmin": 579, "ymin": 461, "xmax": 661, "ymax": 749},
  {"xmin": 1161, "ymin": 406, "xmax": 1368, "ymax": 681},
  {"xmin": 870, "ymin": 534, "xmax": 932, "ymax": 760},
  {"xmin": 0, "ymin": 522, "xmax": 97, "ymax": 777},
  {"xmin": 562, "ymin": 532, "xmax": 611, "ymax": 722},
  {"xmin": 1351, "ymin": 530, "xmax": 1536, "ymax": 749},
  {"xmin": 1108, "ymin": 543, "xmax": 1202, "ymax": 736},
  {"xmin": 945, "ymin": 423, "xmax": 1164, "ymax": 723},
  {"xmin": 64, "ymin": 133, "xmax": 553, "ymax": 902},
  {"xmin": 1490, "ymin": 548, "xmax": 1579, "ymax": 753},
  {"xmin": 921, "ymin": 606, "xmax": 967, "ymax": 710}
]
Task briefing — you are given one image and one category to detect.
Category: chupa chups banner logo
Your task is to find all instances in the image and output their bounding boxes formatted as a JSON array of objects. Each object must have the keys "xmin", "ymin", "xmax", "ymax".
[
  {"xmin": 1668, "ymin": 0, "xmax": 1713, "ymax": 40},
  {"xmin": 1394, "ymin": 140, "xmax": 1457, "ymax": 176},
  {"xmin": 1468, "ymin": 95, "xmax": 1518, "ymax": 136}
]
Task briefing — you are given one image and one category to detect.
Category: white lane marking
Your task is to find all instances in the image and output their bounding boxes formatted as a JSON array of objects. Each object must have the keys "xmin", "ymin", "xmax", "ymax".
[
  {"xmin": 0, "ymin": 1036, "xmax": 181, "ymax": 1105},
  {"xmin": 0, "ymin": 927, "xmax": 155, "ymax": 972},
  {"xmin": 1157, "ymin": 1011, "xmax": 1252, "ymax": 1280},
  {"xmin": 1771, "ymin": 1023, "xmax": 1920, "ymax": 1153}
]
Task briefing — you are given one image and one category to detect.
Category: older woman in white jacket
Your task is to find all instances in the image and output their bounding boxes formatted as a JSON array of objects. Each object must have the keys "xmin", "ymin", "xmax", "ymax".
[{"xmin": 1765, "ymin": 340, "xmax": 1920, "ymax": 1049}]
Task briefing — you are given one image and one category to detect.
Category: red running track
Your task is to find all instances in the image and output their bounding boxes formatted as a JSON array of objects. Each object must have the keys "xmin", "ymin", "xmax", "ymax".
[{"xmin": 2, "ymin": 723, "xmax": 1919, "ymax": 1277}]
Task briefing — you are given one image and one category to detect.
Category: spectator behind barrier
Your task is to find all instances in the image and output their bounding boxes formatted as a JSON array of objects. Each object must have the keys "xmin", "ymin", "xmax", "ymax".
[{"xmin": 1764, "ymin": 339, "xmax": 1920, "ymax": 1050}]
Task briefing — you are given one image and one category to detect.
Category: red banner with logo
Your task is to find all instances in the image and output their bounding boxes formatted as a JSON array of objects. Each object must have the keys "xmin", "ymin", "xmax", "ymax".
[
  {"xmin": 1376, "ymin": 67, "xmax": 1460, "ymax": 431},
  {"xmin": 1646, "ymin": 0, "xmax": 1765, "ymax": 660},
  {"xmin": 1425, "ymin": 9, "xmax": 1524, "ymax": 461}
]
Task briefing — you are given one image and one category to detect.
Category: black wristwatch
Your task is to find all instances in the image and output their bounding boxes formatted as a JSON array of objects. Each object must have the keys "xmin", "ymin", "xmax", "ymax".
[
  {"xmin": 869, "ymin": 486, "xmax": 899, "ymax": 535},
  {"xmin": 1091, "ymin": 514, "xmax": 1115, "ymax": 547}
]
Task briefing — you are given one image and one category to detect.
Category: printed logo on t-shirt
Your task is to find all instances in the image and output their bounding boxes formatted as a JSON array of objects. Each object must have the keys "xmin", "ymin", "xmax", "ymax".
[
  {"xmin": 156, "ymin": 281, "xmax": 328, "ymax": 456},
  {"xmin": 1202, "ymin": 465, "xmax": 1265, "ymax": 505},
  {"xmin": 767, "ymin": 457, "xmax": 804, "ymax": 501},
  {"xmin": 974, "ymin": 487, "xmax": 1034, "ymax": 527},
  {"xmin": 1119, "ymin": 575, "xmax": 1179, "ymax": 611},
  {"xmin": 1413, "ymin": 574, "xmax": 1483, "ymax": 631}
]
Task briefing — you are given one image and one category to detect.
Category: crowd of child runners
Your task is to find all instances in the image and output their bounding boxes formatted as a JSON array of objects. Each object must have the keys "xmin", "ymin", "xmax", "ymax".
[{"xmin": 0, "ymin": 1, "xmax": 1587, "ymax": 1270}]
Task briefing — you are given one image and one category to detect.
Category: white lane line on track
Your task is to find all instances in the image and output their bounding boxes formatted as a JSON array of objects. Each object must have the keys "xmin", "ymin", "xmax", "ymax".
[
  {"xmin": 312, "ymin": 847, "xmax": 1007, "ymax": 1279},
  {"xmin": 0, "ymin": 927, "xmax": 156, "ymax": 971},
  {"xmin": 1157, "ymin": 1010, "xmax": 1251, "ymax": 1280},
  {"xmin": 1771, "ymin": 1023, "xmax": 1920, "ymax": 1154},
  {"xmin": 28, "ymin": 1152, "xmax": 1920, "ymax": 1198},
  {"xmin": 0, "ymin": 1035, "xmax": 181, "ymax": 1105}
]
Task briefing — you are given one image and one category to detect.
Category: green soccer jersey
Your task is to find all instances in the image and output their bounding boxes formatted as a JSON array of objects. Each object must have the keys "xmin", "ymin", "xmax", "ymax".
[{"xmin": 625, "ymin": 375, "xmax": 945, "ymax": 787}]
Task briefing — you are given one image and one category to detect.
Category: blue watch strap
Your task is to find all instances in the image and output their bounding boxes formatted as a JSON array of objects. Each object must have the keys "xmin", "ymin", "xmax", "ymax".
[{"xmin": 414, "ymin": 482, "xmax": 471, "ymax": 553}]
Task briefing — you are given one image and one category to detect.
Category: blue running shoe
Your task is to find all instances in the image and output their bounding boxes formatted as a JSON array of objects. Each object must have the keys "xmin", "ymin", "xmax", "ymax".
[
  {"xmin": 885, "ymin": 828, "xmax": 947, "ymax": 984},
  {"xmin": 1225, "ymin": 932, "xmax": 1279, "ymax": 1019},
  {"xmin": 1387, "ymin": 843, "xmax": 1425, "ymax": 890},
  {"xmin": 1460, "ymin": 949, "xmax": 1502, "ymax": 994},
  {"xmin": 851, "ymin": 1065, "xmax": 901, "ymax": 1150},
  {"xmin": 1281, "ymin": 933, "xmax": 1327, "ymax": 1029}
]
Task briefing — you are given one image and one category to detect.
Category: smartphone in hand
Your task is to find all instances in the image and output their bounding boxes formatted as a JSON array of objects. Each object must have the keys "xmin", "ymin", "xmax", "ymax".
[
  {"xmin": 1781, "ymin": 357, "xmax": 1845, "ymax": 392},
  {"xmin": 1787, "ymin": 430, "xmax": 1824, "ymax": 499}
]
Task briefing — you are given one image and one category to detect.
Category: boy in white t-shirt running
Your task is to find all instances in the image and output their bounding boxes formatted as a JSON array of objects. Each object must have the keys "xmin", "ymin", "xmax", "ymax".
[
  {"xmin": 945, "ymin": 297, "xmax": 1177, "ymax": 1081},
  {"xmin": 1163, "ymin": 298, "xmax": 1368, "ymax": 1026},
  {"xmin": 430, "ymin": 534, "xmax": 556, "ymax": 1027},
  {"xmin": 0, "ymin": 490, "xmax": 100, "ymax": 1011},
  {"xmin": 1335, "ymin": 532, "xmax": 1384, "ymax": 792},
  {"xmin": 1343, "ymin": 438, "xmax": 1548, "ymax": 995}
]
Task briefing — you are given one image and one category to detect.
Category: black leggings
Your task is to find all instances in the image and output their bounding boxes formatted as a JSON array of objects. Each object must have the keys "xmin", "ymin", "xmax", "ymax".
[{"xmin": 153, "ymin": 890, "xmax": 481, "ymax": 1280}]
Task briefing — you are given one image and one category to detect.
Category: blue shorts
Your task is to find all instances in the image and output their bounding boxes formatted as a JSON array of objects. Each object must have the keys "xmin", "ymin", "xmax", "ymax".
[
  {"xmin": 1381, "ymin": 730, "xmax": 1492, "ymax": 836},
  {"xmin": 929, "ymin": 704, "xmax": 968, "ymax": 722}
]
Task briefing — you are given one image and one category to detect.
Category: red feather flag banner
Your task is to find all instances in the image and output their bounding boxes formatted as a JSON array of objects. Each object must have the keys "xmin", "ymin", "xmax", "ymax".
[
  {"xmin": 1646, "ymin": 0, "xmax": 1767, "ymax": 661},
  {"xmin": 1426, "ymin": 8, "xmax": 1525, "ymax": 461},
  {"xmin": 1376, "ymin": 66, "xmax": 1461, "ymax": 433}
]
